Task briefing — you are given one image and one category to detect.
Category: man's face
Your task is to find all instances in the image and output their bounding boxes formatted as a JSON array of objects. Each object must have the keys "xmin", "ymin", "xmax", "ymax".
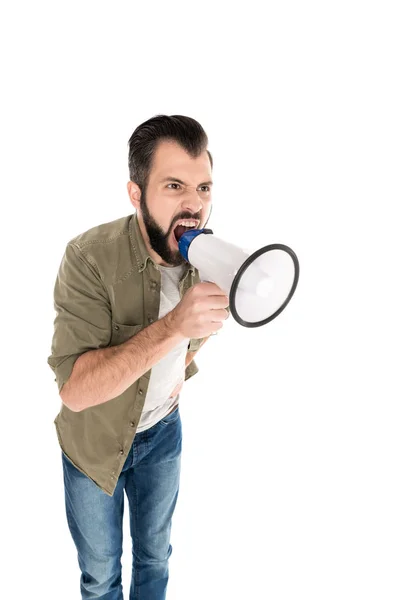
[{"xmin": 137, "ymin": 140, "xmax": 213, "ymax": 267}]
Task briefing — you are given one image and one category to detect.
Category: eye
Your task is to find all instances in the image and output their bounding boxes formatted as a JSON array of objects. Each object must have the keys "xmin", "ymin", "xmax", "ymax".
[
  {"xmin": 167, "ymin": 183, "xmax": 181, "ymax": 190},
  {"xmin": 199, "ymin": 185, "xmax": 210, "ymax": 192}
]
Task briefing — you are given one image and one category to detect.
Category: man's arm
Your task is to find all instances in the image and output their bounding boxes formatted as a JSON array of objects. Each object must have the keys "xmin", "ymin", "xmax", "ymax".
[
  {"xmin": 49, "ymin": 243, "xmax": 223, "ymax": 411},
  {"xmin": 48, "ymin": 242, "xmax": 188, "ymax": 413},
  {"xmin": 61, "ymin": 314, "xmax": 185, "ymax": 413}
]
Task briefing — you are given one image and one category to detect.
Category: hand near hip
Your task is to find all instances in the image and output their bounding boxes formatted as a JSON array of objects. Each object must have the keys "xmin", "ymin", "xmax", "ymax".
[{"xmin": 169, "ymin": 379, "xmax": 184, "ymax": 399}]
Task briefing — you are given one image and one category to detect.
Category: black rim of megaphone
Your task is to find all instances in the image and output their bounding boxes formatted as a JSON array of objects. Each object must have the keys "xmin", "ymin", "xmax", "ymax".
[{"xmin": 229, "ymin": 243, "xmax": 300, "ymax": 328}]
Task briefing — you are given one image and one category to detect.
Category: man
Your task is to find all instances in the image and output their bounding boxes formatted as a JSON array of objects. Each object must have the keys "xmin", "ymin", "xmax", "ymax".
[{"xmin": 47, "ymin": 114, "xmax": 230, "ymax": 600}]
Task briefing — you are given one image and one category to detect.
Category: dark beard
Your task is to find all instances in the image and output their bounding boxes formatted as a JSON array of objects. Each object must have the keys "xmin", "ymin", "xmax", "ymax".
[{"xmin": 140, "ymin": 189, "xmax": 190, "ymax": 267}]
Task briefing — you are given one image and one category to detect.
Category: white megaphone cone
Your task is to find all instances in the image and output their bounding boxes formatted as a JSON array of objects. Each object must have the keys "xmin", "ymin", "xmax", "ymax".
[{"xmin": 178, "ymin": 228, "xmax": 299, "ymax": 327}]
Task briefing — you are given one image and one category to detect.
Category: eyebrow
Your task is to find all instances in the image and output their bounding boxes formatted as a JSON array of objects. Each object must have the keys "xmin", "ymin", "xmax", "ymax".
[{"xmin": 160, "ymin": 176, "xmax": 213, "ymax": 186}]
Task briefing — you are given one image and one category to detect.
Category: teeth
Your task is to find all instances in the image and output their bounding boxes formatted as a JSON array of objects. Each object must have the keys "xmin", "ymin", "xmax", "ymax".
[{"xmin": 176, "ymin": 220, "xmax": 198, "ymax": 227}]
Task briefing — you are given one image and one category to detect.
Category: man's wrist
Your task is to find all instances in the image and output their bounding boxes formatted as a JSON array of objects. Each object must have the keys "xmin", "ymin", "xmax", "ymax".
[{"xmin": 163, "ymin": 311, "xmax": 185, "ymax": 343}]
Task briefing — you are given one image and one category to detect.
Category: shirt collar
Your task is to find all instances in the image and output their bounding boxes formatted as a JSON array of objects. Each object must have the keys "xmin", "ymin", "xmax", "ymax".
[{"xmin": 129, "ymin": 212, "xmax": 195, "ymax": 276}]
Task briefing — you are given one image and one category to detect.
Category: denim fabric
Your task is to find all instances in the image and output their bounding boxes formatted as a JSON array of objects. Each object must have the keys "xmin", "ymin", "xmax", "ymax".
[{"xmin": 61, "ymin": 404, "xmax": 182, "ymax": 600}]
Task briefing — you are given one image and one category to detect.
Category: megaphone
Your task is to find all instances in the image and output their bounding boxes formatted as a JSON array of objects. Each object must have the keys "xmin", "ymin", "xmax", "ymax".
[{"xmin": 178, "ymin": 228, "xmax": 300, "ymax": 328}]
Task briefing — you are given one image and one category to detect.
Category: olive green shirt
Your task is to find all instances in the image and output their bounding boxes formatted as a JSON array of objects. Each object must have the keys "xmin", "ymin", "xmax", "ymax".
[{"xmin": 47, "ymin": 212, "xmax": 205, "ymax": 497}]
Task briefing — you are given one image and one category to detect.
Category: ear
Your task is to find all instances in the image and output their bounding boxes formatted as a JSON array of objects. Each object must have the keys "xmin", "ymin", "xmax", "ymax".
[{"xmin": 127, "ymin": 180, "xmax": 141, "ymax": 210}]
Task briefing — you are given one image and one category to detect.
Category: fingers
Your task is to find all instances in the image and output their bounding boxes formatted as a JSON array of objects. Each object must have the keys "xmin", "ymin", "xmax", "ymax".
[
  {"xmin": 169, "ymin": 379, "xmax": 184, "ymax": 398},
  {"xmin": 196, "ymin": 282, "xmax": 228, "ymax": 296},
  {"xmin": 206, "ymin": 296, "xmax": 230, "ymax": 310},
  {"xmin": 211, "ymin": 309, "xmax": 229, "ymax": 322}
]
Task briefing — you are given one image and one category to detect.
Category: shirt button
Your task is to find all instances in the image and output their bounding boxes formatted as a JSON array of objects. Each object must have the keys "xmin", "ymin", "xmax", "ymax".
[
  {"xmin": 114, "ymin": 325, "xmax": 119, "ymax": 330},
  {"xmin": 148, "ymin": 316, "xmax": 154, "ymax": 323},
  {"xmin": 119, "ymin": 449, "xmax": 124, "ymax": 455},
  {"xmin": 138, "ymin": 389, "xmax": 143, "ymax": 395},
  {"xmin": 130, "ymin": 421, "xmax": 135, "ymax": 427}
]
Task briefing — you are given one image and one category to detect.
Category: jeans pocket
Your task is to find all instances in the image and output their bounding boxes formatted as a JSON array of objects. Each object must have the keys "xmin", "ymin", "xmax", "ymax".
[{"xmin": 159, "ymin": 404, "xmax": 180, "ymax": 426}]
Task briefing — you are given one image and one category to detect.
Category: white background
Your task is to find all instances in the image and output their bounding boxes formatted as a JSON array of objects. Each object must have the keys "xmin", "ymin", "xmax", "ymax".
[{"xmin": 1, "ymin": 1, "xmax": 399, "ymax": 598}]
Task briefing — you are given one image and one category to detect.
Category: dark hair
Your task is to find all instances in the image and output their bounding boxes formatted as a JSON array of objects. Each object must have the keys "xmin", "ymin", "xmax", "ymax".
[{"xmin": 127, "ymin": 114, "xmax": 213, "ymax": 192}]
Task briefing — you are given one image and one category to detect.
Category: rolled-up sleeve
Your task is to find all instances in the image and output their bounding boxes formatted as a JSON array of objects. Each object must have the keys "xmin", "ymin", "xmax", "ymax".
[{"xmin": 47, "ymin": 243, "xmax": 112, "ymax": 393}]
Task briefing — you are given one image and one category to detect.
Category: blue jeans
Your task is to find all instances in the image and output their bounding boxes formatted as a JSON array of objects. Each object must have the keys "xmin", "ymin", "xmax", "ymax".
[{"xmin": 61, "ymin": 404, "xmax": 182, "ymax": 600}]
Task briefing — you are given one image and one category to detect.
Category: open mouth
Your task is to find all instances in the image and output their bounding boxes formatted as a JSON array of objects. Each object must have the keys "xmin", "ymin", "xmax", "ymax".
[{"xmin": 173, "ymin": 220, "xmax": 200, "ymax": 242}]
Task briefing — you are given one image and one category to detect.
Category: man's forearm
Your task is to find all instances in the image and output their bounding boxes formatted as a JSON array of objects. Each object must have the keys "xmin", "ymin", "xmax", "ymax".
[{"xmin": 61, "ymin": 315, "xmax": 185, "ymax": 413}]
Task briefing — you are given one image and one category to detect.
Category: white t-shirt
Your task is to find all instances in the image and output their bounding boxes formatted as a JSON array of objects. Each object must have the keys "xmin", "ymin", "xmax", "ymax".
[{"xmin": 135, "ymin": 263, "xmax": 190, "ymax": 432}]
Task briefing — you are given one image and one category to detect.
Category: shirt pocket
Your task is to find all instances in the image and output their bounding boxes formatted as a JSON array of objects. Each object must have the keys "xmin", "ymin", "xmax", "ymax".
[{"xmin": 110, "ymin": 320, "xmax": 144, "ymax": 345}]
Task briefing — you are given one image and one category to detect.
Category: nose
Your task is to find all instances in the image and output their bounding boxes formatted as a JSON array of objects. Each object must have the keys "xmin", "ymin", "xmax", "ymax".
[{"xmin": 182, "ymin": 186, "xmax": 203, "ymax": 214}]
